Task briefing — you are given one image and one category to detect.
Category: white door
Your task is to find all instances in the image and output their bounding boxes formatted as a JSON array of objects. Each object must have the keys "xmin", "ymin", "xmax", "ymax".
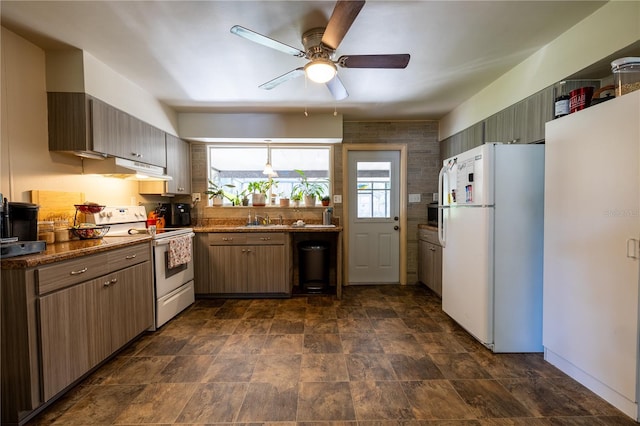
[{"xmin": 347, "ymin": 151, "xmax": 400, "ymax": 283}]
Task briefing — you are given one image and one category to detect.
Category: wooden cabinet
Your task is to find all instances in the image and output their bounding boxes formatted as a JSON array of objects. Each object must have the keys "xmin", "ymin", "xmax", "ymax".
[
  {"xmin": 485, "ymin": 86, "xmax": 553, "ymax": 145},
  {"xmin": 1, "ymin": 242, "xmax": 153, "ymax": 424},
  {"xmin": 417, "ymin": 228, "xmax": 442, "ymax": 297},
  {"xmin": 439, "ymin": 122, "xmax": 484, "ymax": 161},
  {"xmin": 139, "ymin": 133, "xmax": 191, "ymax": 195},
  {"xmin": 48, "ymin": 92, "xmax": 166, "ymax": 167},
  {"xmin": 165, "ymin": 134, "xmax": 191, "ymax": 194},
  {"xmin": 205, "ymin": 232, "xmax": 289, "ymax": 296}
]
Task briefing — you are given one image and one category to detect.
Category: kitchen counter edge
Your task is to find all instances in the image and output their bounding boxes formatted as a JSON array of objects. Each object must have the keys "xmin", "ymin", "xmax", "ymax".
[
  {"xmin": 1, "ymin": 235, "xmax": 152, "ymax": 269},
  {"xmin": 193, "ymin": 225, "xmax": 343, "ymax": 233}
]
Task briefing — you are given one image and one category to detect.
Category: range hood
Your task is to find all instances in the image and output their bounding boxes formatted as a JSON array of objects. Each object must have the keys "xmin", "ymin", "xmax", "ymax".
[{"xmin": 82, "ymin": 157, "xmax": 172, "ymax": 181}]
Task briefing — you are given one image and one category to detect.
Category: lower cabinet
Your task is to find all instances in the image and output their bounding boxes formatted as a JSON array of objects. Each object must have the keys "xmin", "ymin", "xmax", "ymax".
[
  {"xmin": 1, "ymin": 242, "xmax": 153, "ymax": 424},
  {"xmin": 40, "ymin": 259, "xmax": 152, "ymax": 401},
  {"xmin": 418, "ymin": 229, "xmax": 442, "ymax": 297},
  {"xmin": 206, "ymin": 232, "xmax": 289, "ymax": 296}
]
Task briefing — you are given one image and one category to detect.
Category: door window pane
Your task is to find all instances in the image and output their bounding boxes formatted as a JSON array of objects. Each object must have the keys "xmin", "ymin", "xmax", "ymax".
[{"xmin": 356, "ymin": 161, "xmax": 391, "ymax": 218}]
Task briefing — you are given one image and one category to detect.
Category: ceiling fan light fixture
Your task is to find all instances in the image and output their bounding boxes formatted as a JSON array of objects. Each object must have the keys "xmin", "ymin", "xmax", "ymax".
[{"xmin": 304, "ymin": 59, "xmax": 337, "ymax": 84}]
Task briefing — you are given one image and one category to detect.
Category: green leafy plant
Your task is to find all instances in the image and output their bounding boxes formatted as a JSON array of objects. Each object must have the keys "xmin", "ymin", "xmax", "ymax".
[
  {"xmin": 293, "ymin": 169, "xmax": 328, "ymax": 199},
  {"xmin": 290, "ymin": 189, "xmax": 303, "ymax": 202},
  {"xmin": 205, "ymin": 180, "xmax": 232, "ymax": 198},
  {"xmin": 247, "ymin": 179, "xmax": 276, "ymax": 195}
]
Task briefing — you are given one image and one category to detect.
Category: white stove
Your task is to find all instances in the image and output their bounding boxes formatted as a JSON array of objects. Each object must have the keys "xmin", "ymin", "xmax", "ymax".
[
  {"xmin": 89, "ymin": 206, "xmax": 195, "ymax": 329},
  {"xmin": 86, "ymin": 206, "xmax": 193, "ymax": 239}
]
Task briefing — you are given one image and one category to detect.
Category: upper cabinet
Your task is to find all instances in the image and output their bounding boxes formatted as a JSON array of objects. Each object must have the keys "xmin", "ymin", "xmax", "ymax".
[
  {"xmin": 48, "ymin": 92, "xmax": 166, "ymax": 168},
  {"xmin": 139, "ymin": 134, "xmax": 191, "ymax": 195},
  {"xmin": 164, "ymin": 134, "xmax": 191, "ymax": 195},
  {"xmin": 485, "ymin": 86, "xmax": 554, "ymax": 145}
]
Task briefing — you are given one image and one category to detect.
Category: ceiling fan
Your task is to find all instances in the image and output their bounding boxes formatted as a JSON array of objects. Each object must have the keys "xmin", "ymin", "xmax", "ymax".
[{"xmin": 230, "ymin": 0, "xmax": 410, "ymax": 100}]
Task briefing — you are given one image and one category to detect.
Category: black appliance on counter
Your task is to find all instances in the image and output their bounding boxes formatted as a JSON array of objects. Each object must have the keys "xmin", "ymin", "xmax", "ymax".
[
  {"xmin": 427, "ymin": 202, "xmax": 438, "ymax": 227},
  {"xmin": 159, "ymin": 202, "xmax": 191, "ymax": 227},
  {"xmin": 9, "ymin": 202, "xmax": 39, "ymax": 241},
  {"xmin": 0, "ymin": 199, "xmax": 46, "ymax": 259}
]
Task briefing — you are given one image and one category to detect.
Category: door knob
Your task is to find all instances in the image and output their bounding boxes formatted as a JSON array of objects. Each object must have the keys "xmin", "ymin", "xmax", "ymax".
[{"xmin": 394, "ymin": 225, "xmax": 399, "ymax": 231}]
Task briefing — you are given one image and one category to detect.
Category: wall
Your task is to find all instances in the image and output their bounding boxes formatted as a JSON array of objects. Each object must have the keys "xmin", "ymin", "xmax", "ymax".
[
  {"xmin": 1, "ymin": 27, "xmax": 146, "ymax": 205},
  {"xmin": 190, "ymin": 120, "xmax": 440, "ymax": 284},
  {"xmin": 440, "ymin": 0, "xmax": 640, "ymax": 139}
]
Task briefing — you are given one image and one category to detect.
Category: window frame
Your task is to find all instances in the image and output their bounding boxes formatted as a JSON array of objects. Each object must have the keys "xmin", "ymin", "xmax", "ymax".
[{"xmin": 206, "ymin": 143, "xmax": 334, "ymax": 207}]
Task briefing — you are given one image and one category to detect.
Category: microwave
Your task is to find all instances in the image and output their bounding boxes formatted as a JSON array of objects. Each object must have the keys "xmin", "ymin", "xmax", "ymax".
[{"xmin": 427, "ymin": 202, "xmax": 438, "ymax": 227}]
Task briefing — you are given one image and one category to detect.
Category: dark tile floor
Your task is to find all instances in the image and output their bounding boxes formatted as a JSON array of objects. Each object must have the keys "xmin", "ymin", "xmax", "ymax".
[{"xmin": 28, "ymin": 285, "xmax": 636, "ymax": 425}]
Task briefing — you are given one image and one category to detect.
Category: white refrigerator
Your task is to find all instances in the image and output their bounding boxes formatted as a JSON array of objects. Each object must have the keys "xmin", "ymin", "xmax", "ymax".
[
  {"xmin": 543, "ymin": 91, "xmax": 640, "ymax": 421},
  {"xmin": 438, "ymin": 142, "xmax": 545, "ymax": 353}
]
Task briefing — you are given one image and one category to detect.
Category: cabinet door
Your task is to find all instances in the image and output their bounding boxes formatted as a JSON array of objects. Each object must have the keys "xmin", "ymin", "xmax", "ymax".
[
  {"xmin": 39, "ymin": 282, "xmax": 92, "ymax": 401},
  {"xmin": 165, "ymin": 134, "xmax": 191, "ymax": 194},
  {"xmin": 208, "ymin": 245, "xmax": 247, "ymax": 293},
  {"xmin": 418, "ymin": 239, "xmax": 429, "ymax": 285},
  {"xmin": 91, "ymin": 98, "xmax": 128, "ymax": 158},
  {"xmin": 110, "ymin": 262, "xmax": 154, "ymax": 350},
  {"xmin": 432, "ymin": 244, "xmax": 443, "ymax": 297},
  {"xmin": 524, "ymin": 86, "xmax": 553, "ymax": 143},
  {"xmin": 138, "ymin": 122, "xmax": 166, "ymax": 167},
  {"xmin": 248, "ymin": 245, "xmax": 287, "ymax": 293},
  {"xmin": 485, "ymin": 108, "xmax": 514, "ymax": 143}
]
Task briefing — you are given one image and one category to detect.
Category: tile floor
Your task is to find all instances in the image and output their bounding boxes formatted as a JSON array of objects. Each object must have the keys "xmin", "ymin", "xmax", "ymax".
[{"xmin": 28, "ymin": 285, "xmax": 636, "ymax": 425}]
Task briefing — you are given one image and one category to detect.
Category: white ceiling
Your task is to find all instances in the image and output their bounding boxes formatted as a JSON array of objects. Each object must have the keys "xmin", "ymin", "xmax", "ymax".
[{"xmin": 1, "ymin": 0, "xmax": 608, "ymax": 121}]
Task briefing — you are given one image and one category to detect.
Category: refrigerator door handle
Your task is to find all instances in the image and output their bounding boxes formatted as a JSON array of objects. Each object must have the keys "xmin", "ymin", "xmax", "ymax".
[
  {"xmin": 438, "ymin": 166, "xmax": 447, "ymax": 247},
  {"xmin": 626, "ymin": 238, "xmax": 639, "ymax": 259}
]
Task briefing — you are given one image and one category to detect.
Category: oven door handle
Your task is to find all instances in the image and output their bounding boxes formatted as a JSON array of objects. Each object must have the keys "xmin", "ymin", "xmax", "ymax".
[{"xmin": 153, "ymin": 232, "xmax": 195, "ymax": 246}]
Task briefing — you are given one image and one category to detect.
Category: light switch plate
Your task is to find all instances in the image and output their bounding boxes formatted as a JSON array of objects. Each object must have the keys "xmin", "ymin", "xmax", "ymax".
[
  {"xmin": 409, "ymin": 193, "xmax": 421, "ymax": 203},
  {"xmin": 192, "ymin": 193, "xmax": 201, "ymax": 202},
  {"xmin": 333, "ymin": 194, "xmax": 342, "ymax": 204}
]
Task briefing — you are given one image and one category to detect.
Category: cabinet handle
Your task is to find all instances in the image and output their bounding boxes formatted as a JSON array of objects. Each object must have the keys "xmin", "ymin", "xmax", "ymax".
[
  {"xmin": 70, "ymin": 267, "xmax": 88, "ymax": 275},
  {"xmin": 242, "ymin": 249, "xmax": 252, "ymax": 253},
  {"xmin": 130, "ymin": 152, "xmax": 143, "ymax": 158},
  {"xmin": 125, "ymin": 254, "xmax": 137, "ymax": 260},
  {"xmin": 222, "ymin": 237, "xmax": 233, "ymax": 242},
  {"xmin": 627, "ymin": 238, "xmax": 639, "ymax": 259},
  {"xmin": 110, "ymin": 278, "xmax": 118, "ymax": 285},
  {"xmin": 260, "ymin": 237, "xmax": 271, "ymax": 241}
]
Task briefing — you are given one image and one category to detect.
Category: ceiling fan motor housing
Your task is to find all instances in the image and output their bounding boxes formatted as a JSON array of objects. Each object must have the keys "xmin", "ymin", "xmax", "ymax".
[{"xmin": 302, "ymin": 27, "xmax": 334, "ymax": 60}]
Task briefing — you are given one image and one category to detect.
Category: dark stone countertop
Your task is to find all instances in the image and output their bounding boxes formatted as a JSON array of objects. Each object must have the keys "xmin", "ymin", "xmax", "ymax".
[{"xmin": 1, "ymin": 235, "xmax": 152, "ymax": 269}]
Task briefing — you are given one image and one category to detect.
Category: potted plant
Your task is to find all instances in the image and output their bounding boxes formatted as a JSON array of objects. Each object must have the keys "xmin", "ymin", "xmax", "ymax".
[
  {"xmin": 205, "ymin": 180, "xmax": 230, "ymax": 206},
  {"xmin": 291, "ymin": 190, "xmax": 303, "ymax": 208},
  {"xmin": 247, "ymin": 180, "xmax": 276, "ymax": 206},
  {"xmin": 321, "ymin": 195, "xmax": 331, "ymax": 206},
  {"xmin": 279, "ymin": 192, "xmax": 290, "ymax": 207},
  {"xmin": 293, "ymin": 169, "xmax": 328, "ymax": 207}
]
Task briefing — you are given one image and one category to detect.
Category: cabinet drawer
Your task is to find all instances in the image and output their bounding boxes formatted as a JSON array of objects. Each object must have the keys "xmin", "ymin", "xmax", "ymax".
[
  {"xmin": 36, "ymin": 253, "xmax": 109, "ymax": 295},
  {"xmin": 418, "ymin": 229, "xmax": 440, "ymax": 245},
  {"xmin": 107, "ymin": 243, "xmax": 151, "ymax": 270},
  {"xmin": 209, "ymin": 233, "xmax": 248, "ymax": 245},
  {"xmin": 246, "ymin": 233, "xmax": 285, "ymax": 245}
]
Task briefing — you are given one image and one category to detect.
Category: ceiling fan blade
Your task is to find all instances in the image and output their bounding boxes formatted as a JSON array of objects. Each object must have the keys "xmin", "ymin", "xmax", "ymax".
[
  {"xmin": 230, "ymin": 25, "xmax": 305, "ymax": 57},
  {"xmin": 337, "ymin": 54, "xmax": 410, "ymax": 69},
  {"xmin": 326, "ymin": 75, "xmax": 349, "ymax": 101},
  {"xmin": 259, "ymin": 68, "xmax": 305, "ymax": 90},
  {"xmin": 321, "ymin": 0, "xmax": 365, "ymax": 51}
]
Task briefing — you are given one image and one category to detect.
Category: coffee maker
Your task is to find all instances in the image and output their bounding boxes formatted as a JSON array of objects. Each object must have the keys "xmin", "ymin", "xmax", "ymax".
[
  {"xmin": 0, "ymin": 194, "xmax": 10, "ymax": 241},
  {"xmin": 8, "ymin": 202, "xmax": 39, "ymax": 241},
  {"xmin": 171, "ymin": 203, "xmax": 191, "ymax": 227}
]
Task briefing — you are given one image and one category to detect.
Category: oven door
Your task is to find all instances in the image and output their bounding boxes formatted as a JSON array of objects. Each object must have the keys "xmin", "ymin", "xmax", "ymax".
[{"xmin": 153, "ymin": 234, "xmax": 195, "ymax": 299}]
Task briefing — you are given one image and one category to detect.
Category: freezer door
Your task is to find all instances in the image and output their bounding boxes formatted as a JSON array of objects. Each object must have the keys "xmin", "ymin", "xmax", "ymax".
[
  {"xmin": 443, "ymin": 144, "xmax": 494, "ymax": 207},
  {"xmin": 442, "ymin": 206, "xmax": 494, "ymax": 346}
]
